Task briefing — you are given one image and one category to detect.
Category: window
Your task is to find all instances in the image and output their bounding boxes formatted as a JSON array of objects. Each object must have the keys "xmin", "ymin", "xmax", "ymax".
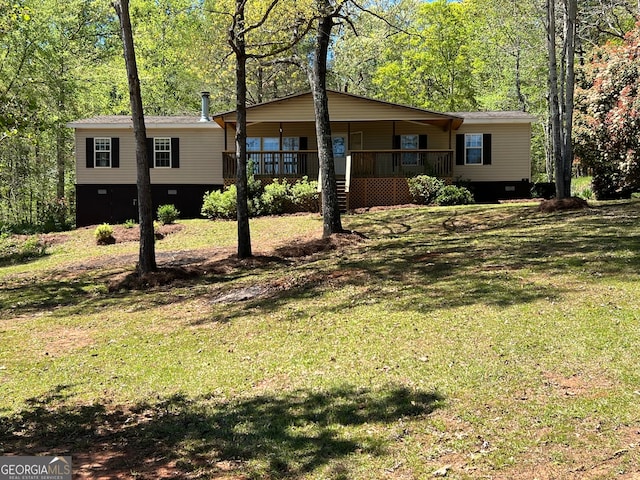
[
  {"xmin": 283, "ymin": 137, "xmax": 300, "ymax": 174},
  {"xmin": 94, "ymin": 138, "xmax": 111, "ymax": 167},
  {"xmin": 401, "ymin": 134, "xmax": 419, "ymax": 166},
  {"xmin": 246, "ymin": 136, "xmax": 304, "ymax": 175},
  {"xmin": 154, "ymin": 137, "xmax": 171, "ymax": 168},
  {"xmin": 263, "ymin": 137, "xmax": 280, "ymax": 174},
  {"xmin": 456, "ymin": 133, "xmax": 491, "ymax": 166},
  {"xmin": 246, "ymin": 137, "xmax": 261, "ymax": 174},
  {"xmin": 465, "ymin": 134, "xmax": 483, "ymax": 165}
]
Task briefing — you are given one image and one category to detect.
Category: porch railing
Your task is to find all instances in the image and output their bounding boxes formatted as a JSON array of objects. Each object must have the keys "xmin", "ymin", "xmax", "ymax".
[
  {"xmin": 223, "ymin": 149, "xmax": 453, "ymax": 179},
  {"xmin": 223, "ymin": 151, "xmax": 319, "ymax": 178},
  {"xmin": 350, "ymin": 150, "xmax": 454, "ymax": 178}
]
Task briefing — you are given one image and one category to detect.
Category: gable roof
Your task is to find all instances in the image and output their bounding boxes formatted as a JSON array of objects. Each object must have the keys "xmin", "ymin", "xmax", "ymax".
[{"xmin": 213, "ymin": 90, "xmax": 464, "ymax": 129}]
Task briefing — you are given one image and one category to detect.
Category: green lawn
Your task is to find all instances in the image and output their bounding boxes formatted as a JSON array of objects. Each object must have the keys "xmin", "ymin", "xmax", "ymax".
[{"xmin": 1, "ymin": 201, "xmax": 639, "ymax": 479}]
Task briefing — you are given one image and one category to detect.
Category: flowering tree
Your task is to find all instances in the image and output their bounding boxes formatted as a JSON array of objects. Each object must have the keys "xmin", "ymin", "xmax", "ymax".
[{"xmin": 575, "ymin": 25, "xmax": 640, "ymax": 199}]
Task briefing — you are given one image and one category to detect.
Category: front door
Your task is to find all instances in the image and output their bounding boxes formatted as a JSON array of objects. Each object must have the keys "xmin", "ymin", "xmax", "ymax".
[{"xmin": 332, "ymin": 134, "xmax": 347, "ymax": 176}]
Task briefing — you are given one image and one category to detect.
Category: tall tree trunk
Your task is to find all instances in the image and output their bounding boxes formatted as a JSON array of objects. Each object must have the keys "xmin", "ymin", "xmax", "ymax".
[
  {"xmin": 56, "ymin": 80, "xmax": 66, "ymax": 200},
  {"xmin": 114, "ymin": 0, "xmax": 157, "ymax": 274},
  {"xmin": 514, "ymin": 44, "xmax": 526, "ymax": 111},
  {"xmin": 309, "ymin": 0, "xmax": 343, "ymax": 238},
  {"xmin": 546, "ymin": 0, "xmax": 565, "ymax": 198},
  {"xmin": 55, "ymin": 128, "xmax": 65, "ymax": 200},
  {"xmin": 547, "ymin": 0, "xmax": 577, "ymax": 198},
  {"xmin": 232, "ymin": 0, "xmax": 252, "ymax": 258},
  {"xmin": 562, "ymin": 0, "xmax": 577, "ymax": 197}
]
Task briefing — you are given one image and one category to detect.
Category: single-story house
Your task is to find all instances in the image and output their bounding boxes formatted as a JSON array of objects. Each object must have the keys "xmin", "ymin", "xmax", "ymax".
[{"xmin": 68, "ymin": 90, "xmax": 536, "ymax": 226}]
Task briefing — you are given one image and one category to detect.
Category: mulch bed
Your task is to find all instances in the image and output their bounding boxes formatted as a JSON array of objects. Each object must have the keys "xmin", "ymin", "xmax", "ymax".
[
  {"xmin": 538, "ymin": 197, "xmax": 589, "ymax": 212},
  {"xmin": 107, "ymin": 231, "xmax": 366, "ymax": 292}
]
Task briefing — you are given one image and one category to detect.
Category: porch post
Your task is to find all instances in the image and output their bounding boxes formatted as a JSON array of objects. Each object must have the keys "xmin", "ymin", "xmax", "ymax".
[{"xmin": 448, "ymin": 119, "xmax": 453, "ymax": 149}]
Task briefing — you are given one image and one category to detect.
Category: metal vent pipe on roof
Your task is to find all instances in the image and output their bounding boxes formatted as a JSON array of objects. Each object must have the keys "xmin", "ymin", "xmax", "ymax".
[{"xmin": 200, "ymin": 91, "xmax": 210, "ymax": 122}]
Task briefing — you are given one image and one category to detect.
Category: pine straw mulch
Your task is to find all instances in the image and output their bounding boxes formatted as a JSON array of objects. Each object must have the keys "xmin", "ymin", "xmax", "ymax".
[
  {"xmin": 107, "ymin": 231, "xmax": 366, "ymax": 292},
  {"xmin": 538, "ymin": 196, "xmax": 590, "ymax": 212}
]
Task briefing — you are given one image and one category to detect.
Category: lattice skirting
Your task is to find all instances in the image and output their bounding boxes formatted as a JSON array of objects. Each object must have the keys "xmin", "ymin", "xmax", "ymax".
[{"xmin": 348, "ymin": 178, "xmax": 413, "ymax": 209}]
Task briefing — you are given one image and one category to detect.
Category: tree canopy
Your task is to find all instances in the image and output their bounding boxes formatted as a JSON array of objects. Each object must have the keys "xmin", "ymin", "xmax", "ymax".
[{"xmin": 1, "ymin": 0, "xmax": 639, "ymax": 230}]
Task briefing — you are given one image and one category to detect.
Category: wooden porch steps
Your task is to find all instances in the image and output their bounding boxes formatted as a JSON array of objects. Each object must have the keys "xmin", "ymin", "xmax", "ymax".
[{"xmin": 336, "ymin": 177, "xmax": 347, "ymax": 212}]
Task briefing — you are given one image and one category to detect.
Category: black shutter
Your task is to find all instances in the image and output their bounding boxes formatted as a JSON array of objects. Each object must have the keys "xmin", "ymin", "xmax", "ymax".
[
  {"xmin": 171, "ymin": 137, "xmax": 180, "ymax": 168},
  {"xmin": 419, "ymin": 134, "xmax": 427, "ymax": 149},
  {"xmin": 456, "ymin": 134, "xmax": 465, "ymax": 165},
  {"xmin": 299, "ymin": 137, "xmax": 308, "ymax": 150},
  {"xmin": 147, "ymin": 138, "xmax": 154, "ymax": 168},
  {"xmin": 111, "ymin": 138, "xmax": 120, "ymax": 168},
  {"xmin": 483, "ymin": 134, "xmax": 492, "ymax": 165},
  {"xmin": 86, "ymin": 138, "xmax": 94, "ymax": 168},
  {"xmin": 393, "ymin": 135, "xmax": 401, "ymax": 149}
]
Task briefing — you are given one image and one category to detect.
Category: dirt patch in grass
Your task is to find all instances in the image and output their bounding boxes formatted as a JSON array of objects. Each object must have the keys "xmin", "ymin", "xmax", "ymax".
[
  {"xmin": 542, "ymin": 370, "xmax": 614, "ymax": 398},
  {"xmin": 37, "ymin": 327, "xmax": 95, "ymax": 358},
  {"xmin": 351, "ymin": 203, "xmax": 419, "ymax": 214}
]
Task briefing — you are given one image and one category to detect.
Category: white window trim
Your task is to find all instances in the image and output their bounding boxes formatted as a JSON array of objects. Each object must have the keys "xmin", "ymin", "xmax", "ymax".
[
  {"xmin": 464, "ymin": 133, "xmax": 483, "ymax": 166},
  {"xmin": 94, "ymin": 137, "xmax": 111, "ymax": 168},
  {"xmin": 153, "ymin": 137, "xmax": 172, "ymax": 168}
]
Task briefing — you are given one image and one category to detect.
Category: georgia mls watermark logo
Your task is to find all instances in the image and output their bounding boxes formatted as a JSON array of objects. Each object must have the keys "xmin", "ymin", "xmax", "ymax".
[{"xmin": 0, "ymin": 456, "xmax": 72, "ymax": 480}]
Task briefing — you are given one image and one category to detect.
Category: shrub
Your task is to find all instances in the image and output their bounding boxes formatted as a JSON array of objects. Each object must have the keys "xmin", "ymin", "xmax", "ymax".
[
  {"xmin": 123, "ymin": 219, "xmax": 136, "ymax": 229},
  {"xmin": 259, "ymin": 179, "xmax": 291, "ymax": 215},
  {"xmin": 576, "ymin": 187, "xmax": 593, "ymax": 200},
  {"xmin": 201, "ymin": 185, "xmax": 238, "ymax": 219},
  {"xmin": 407, "ymin": 175, "xmax": 444, "ymax": 205},
  {"xmin": 290, "ymin": 176, "xmax": 320, "ymax": 212},
  {"xmin": 157, "ymin": 204, "xmax": 180, "ymax": 225},
  {"xmin": 38, "ymin": 197, "xmax": 73, "ymax": 233},
  {"xmin": 94, "ymin": 223, "xmax": 115, "ymax": 245},
  {"xmin": 435, "ymin": 185, "xmax": 475, "ymax": 206},
  {"xmin": 0, "ymin": 235, "xmax": 47, "ymax": 265},
  {"xmin": 247, "ymin": 160, "xmax": 263, "ymax": 199}
]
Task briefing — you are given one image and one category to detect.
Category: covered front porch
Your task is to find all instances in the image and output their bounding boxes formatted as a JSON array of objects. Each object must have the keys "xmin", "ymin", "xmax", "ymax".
[{"xmin": 213, "ymin": 90, "xmax": 463, "ymax": 208}]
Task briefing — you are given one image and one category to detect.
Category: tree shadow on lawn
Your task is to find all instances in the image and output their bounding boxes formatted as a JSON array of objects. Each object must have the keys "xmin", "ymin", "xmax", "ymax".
[
  {"xmin": 199, "ymin": 202, "xmax": 640, "ymax": 323},
  {"xmin": 0, "ymin": 383, "xmax": 443, "ymax": 479},
  {"xmin": 1, "ymin": 254, "xmax": 289, "ymax": 319}
]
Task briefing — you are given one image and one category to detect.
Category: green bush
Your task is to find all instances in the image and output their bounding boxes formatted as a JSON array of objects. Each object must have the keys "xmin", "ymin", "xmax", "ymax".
[
  {"xmin": 259, "ymin": 179, "xmax": 291, "ymax": 215},
  {"xmin": 576, "ymin": 187, "xmax": 594, "ymax": 200},
  {"xmin": 247, "ymin": 160, "xmax": 263, "ymax": 199},
  {"xmin": 201, "ymin": 185, "xmax": 238, "ymax": 219},
  {"xmin": 38, "ymin": 197, "xmax": 73, "ymax": 233},
  {"xmin": 157, "ymin": 204, "xmax": 180, "ymax": 225},
  {"xmin": 290, "ymin": 176, "xmax": 320, "ymax": 212},
  {"xmin": 407, "ymin": 175, "xmax": 445, "ymax": 205},
  {"xmin": 123, "ymin": 219, "xmax": 136, "ymax": 229},
  {"xmin": 94, "ymin": 223, "xmax": 115, "ymax": 245},
  {"xmin": 435, "ymin": 185, "xmax": 475, "ymax": 206},
  {"xmin": 0, "ymin": 235, "xmax": 47, "ymax": 265}
]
